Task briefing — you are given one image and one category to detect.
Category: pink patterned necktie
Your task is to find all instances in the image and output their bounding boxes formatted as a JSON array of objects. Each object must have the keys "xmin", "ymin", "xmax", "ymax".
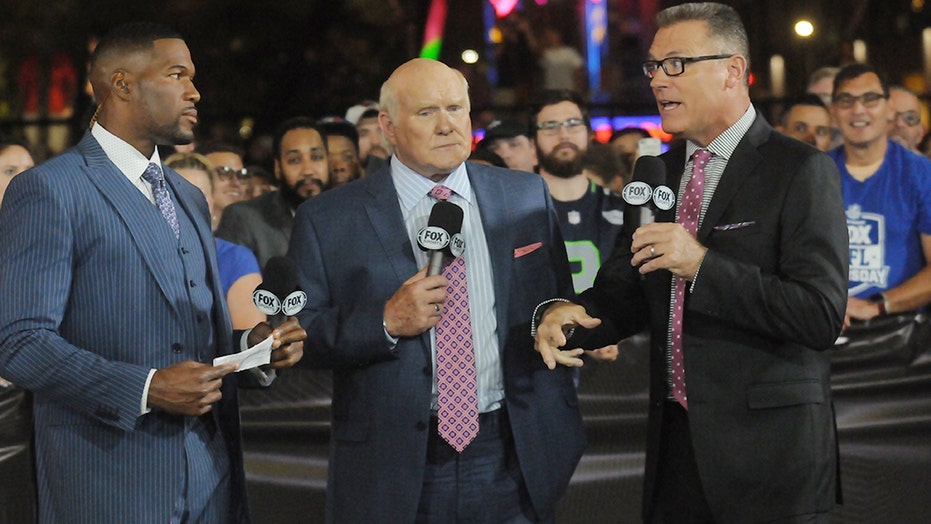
[
  {"xmin": 141, "ymin": 163, "xmax": 180, "ymax": 240},
  {"xmin": 429, "ymin": 184, "xmax": 478, "ymax": 452},
  {"xmin": 669, "ymin": 149, "xmax": 710, "ymax": 410}
]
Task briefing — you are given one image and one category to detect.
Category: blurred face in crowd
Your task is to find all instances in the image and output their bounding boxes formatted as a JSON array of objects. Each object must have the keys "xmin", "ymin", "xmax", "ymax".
[
  {"xmin": 380, "ymin": 59, "xmax": 472, "ymax": 180},
  {"xmin": 779, "ymin": 104, "xmax": 833, "ymax": 152},
  {"xmin": 808, "ymin": 76, "xmax": 834, "ymax": 107},
  {"xmin": 486, "ymin": 135, "xmax": 537, "ymax": 173},
  {"xmin": 534, "ymin": 101, "xmax": 589, "ymax": 178},
  {"xmin": 647, "ymin": 20, "xmax": 745, "ymax": 147},
  {"xmin": 888, "ymin": 88, "xmax": 925, "ymax": 151},
  {"xmin": 356, "ymin": 115, "xmax": 389, "ymax": 162},
  {"xmin": 831, "ymin": 72, "xmax": 892, "ymax": 150},
  {"xmin": 0, "ymin": 145, "xmax": 34, "ymax": 208},
  {"xmin": 205, "ymin": 151, "xmax": 246, "ymax": 211},
  {"xmin": 609, "ymin": 133, "xmax": 643, "ymax": 157},
  {"xmin": 326, "ymin": 135, "xmax": 361, "ymax": 188},
  {"xmin": 275, "ymin": 127, "xmax": 328, "ymax": 201}
]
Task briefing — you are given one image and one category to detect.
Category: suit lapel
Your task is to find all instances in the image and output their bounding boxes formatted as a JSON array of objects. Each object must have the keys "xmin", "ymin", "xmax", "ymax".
[
  {"xmin": 77, "ymin": 134, "xmax": 181, "ymax": 317},
  {"xmin": 363, "ymin": 168, "xmax": 419, "ymax": 286},
  {"xmin": 467, "ymin": 164, "xmax": 512, "ymax": 351},
  {"xmin": 697, "ymin": 115, "xmax": 769, "ymax": 242}
]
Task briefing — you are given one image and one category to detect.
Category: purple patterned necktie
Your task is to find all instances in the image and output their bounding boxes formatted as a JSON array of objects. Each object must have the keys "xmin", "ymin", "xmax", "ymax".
[
  {"xmin": 430, "ymin": 184, "xmax": 478, "ymax": 452},
  {"xmin": 669, "ymin": 149, "xmax": 710, "ymax": 410},
  {"xmin": 141, "ymin": 163, "xmax": 180, "ymax": 240}
]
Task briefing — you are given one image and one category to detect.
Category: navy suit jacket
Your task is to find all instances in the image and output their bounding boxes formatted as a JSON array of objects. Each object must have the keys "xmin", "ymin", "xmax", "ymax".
[
  {"xmin": 288, "ymin": 162, "xmax": 586, "ymax": 523},
  {"xmin": 0, "ymin": 133, "xmax": 250, "ymax": 523},
  {"xmin": 578, "ymin": 115, "xmax": 848, "ymax": 522}
]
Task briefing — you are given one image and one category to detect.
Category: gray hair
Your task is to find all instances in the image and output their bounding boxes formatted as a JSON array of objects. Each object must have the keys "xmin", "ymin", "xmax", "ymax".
[
  {"xmin": 379, "ymin": 61, "xmax": 470, "ymax": 121},
  {"xmin": 657, "ymin": 2, "xmax": 750, "ymax": 83}
]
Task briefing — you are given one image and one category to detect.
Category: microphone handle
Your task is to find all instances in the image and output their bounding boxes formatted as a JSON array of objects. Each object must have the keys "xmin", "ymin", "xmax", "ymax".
[
  {"xmin": 268, "ymin": 312, "xmax": 287, "ymax": 329},
  {"xmin": 639, "ymin": 206, "xmax": 656, "ymax": 226},
  {"xmin": 427, "ymin": 250, "xmax": 446, "ymax": 276}
]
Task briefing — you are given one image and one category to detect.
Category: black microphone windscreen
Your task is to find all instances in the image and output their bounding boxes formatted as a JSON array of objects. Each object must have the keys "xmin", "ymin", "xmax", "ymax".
[
  {"xmin": 632, "ymin": 155, "xmax": 667, "ymax": 187},
  {"xmin": 259, "ymin": 256, "xmax": 299, "ymax": 299},
  {"xmin": 427, "ymin": 201, "xmax": 464, "ymax": 236}
]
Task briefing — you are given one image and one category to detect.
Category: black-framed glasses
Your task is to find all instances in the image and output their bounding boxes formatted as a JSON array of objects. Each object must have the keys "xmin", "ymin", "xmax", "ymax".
[
  {"xmin": 536, "ymin": 117, "xmax": 587, "ymax": 136},
  {"xmin": 832, "ymin": 92, "xmax": 887, "ymax": 109},
  {"xmin": 894, "ymin": 110, "xmax": 921, "ymax": 127},
  {"xmin": 214, "ymin": 166, "xmax": 251, "ymax": 181},
  {"xmin": 641, "ymin": 54, "xmax": 734, "ymax": 79}
]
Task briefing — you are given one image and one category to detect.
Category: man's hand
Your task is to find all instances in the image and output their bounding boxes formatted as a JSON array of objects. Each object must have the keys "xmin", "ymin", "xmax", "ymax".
[
  {"xmin": 248, "ymin": 317, "xmax": 307, "ymax": 369},
  {"xmin": 383, "ymin": 265, "xmax": 448, "ymax": 338},
  {"xmin": 534, "ymin": 302, "xmax": 601, "ymax": 370},
  {"xmin": 148, "ymin": 360, "xmax": 239, "ymax": 416},
  {"xmin": 845, "ymin": 296, "xmax": 881, "ymax": 327},
  {"xmin": 585, "ymin": 344, "xmax": 619, "ymax": 362},
  {"xmin": 630, "ymin": 223, "xmax": 708, "ymax": 279}
]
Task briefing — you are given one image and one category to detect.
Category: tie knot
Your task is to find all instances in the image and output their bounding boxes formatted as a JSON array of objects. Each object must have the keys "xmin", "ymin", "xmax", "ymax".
[
  {"xmin": 142, "ymin": 163, "xmax": 164, "ymax": 185},
  {"xmin": 693, "ymin": 149, "xmax": 712, "ymax": 167},
  {"xmin": 430, "ymin": 185, "xmax": 453, "ymax": 202}
]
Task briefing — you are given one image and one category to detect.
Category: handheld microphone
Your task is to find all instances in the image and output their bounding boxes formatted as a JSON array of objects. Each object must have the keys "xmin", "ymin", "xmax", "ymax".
[
  {"xmin": 252, "ymin": 256, "xmax": 307, "ymax": 328},
  {"xmin": 622, "ymin": 155, "xmax": 672, "ymax": 230},
  {"xmin": 417, "ymin": 201, "xmax": 464, "ymax": 276}
]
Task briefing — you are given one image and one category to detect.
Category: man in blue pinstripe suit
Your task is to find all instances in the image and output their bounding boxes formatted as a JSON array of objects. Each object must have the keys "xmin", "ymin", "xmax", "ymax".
[{"xmin": 0, "ymin": 23, "xmax": 304, "ymax": 523}]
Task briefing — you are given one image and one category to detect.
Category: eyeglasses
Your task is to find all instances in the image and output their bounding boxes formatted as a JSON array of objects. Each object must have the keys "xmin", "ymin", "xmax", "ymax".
[
  {"xmin": 536, "ymin": 117, "xmax": 587, "ymax": 136},
  {"xmin": 894, "ymin": 110, "xmax": 921, "ymax": 127},
  {"xmin": 831, "ymin": 92, "xmax": 887, "ymax": 109},
  {"xmin": 641, "ymin": 54, "xmax": 734, "ymax": 79},
  {"xmin": 214, "ymin": 166, "xmax": 251, "ymax": 181},
  {"xmin": 790, "ymin": 121, "xmax": 832, "ymax": 138}
]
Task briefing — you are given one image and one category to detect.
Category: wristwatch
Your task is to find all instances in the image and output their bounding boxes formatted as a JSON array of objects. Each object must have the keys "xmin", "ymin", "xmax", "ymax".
[{"xmin": 869, "ymin": 292, "xmax": 889, "ymax": 315}]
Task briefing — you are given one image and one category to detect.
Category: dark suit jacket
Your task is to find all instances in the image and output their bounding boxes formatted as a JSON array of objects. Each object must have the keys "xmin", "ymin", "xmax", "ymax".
[
  {"xmin": 288, "ymin": 162, "xmax": 586, "ymax": 523},
  {"xmin": 216, "ymin": 189, "xmax": 293, "ymax": 267},
  {"xmin": 577, "ymin": 115, "xmax": 848, "ymax": 522},
  {"xmin": 0, "ymin": 133, "xmax": 251, "ymax": 523}
]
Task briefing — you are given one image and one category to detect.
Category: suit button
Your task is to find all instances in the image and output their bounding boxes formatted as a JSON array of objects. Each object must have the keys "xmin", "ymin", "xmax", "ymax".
[
  {"xmin": 415, "ymin": 421, "xmax": 427, "ymax": 431},
  {"xmin": 422, "ymin": 366, "xmax": 431, "ymax": 376},
  {"xmin": 172, "ymin": 343, "xmax": 183, "ymax": 353}
]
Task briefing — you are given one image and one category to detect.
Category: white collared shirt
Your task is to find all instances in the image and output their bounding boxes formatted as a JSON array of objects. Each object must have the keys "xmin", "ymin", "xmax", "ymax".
[{"xmin": 390, "ymin": 156, "xmax": 504, "ymax": 413}]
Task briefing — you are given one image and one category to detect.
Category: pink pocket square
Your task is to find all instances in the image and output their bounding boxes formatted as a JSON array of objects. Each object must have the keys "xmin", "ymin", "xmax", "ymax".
[{"xmin": 514, "ymin": 242, "xmax": 543, "ymax": 258}]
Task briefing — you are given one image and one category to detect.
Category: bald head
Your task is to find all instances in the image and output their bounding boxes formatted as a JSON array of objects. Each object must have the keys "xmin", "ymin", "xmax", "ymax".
[
  {"xmin": 378, "ymin": 58, "xmax": 472, "ymax": 179},
  {"xmin": 379, "ymin": 59, "xmax": 469, "ymax": 121}
]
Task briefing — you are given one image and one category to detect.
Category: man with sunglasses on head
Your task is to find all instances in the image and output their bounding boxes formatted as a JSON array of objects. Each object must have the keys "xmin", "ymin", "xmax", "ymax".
[
  {"xmin": 828, "ymin": 64, "xmax": 931, "ymax": 325},
  {"xmin": 888, "ymin": 85, "xmax": 926, "ymax": 153},
  {"xmin": 534, "ymin": 3, "xmax": 847, "ymax": 522},
  {"xmin": 217, "ymin": 117, "xmax": 328, "ymax": 267}
]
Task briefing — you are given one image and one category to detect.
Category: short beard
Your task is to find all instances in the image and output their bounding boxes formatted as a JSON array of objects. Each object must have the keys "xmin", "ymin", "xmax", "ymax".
[
  {"xmin": 537, "ymin": 144, "xmax": 583, "ymax": 179},
  {"xmin": 280, "ymin": 177, "xmax": 325, "ymax": 210}
]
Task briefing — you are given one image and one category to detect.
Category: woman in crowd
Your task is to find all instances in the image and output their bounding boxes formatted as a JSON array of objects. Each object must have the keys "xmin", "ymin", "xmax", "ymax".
[{"xmin": 164, "ymin": 152, "xmax": 266, "ymax": 329}]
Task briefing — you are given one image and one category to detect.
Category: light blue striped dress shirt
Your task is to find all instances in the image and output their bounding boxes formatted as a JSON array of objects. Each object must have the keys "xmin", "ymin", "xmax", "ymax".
[{"xmin": 390, "ymin": 157, "xmax": 504, "ymax": 413}]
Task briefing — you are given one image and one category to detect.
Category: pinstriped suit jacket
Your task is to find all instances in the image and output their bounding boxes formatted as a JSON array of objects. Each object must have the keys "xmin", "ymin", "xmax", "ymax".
[{"xmin": 0, "ymin": 133, "xmax": 250, "ymax": 523}]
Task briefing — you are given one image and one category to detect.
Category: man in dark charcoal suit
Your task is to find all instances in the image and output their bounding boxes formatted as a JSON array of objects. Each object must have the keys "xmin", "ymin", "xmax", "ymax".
[{"xmin": 535, "ymin": 3, "xmax": 848, "ymax": 523}]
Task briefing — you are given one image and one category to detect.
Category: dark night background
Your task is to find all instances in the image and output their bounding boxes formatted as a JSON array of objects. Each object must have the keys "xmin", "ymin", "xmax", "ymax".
[{"xmin": 3, "ymin": 0, "xmax": 931, "ymax": 154}]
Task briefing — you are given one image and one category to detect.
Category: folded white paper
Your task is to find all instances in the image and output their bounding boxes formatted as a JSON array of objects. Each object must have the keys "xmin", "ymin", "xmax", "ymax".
[{"xmin": 213, "ymin": 335, "xmax": 274, "ymax": 371}]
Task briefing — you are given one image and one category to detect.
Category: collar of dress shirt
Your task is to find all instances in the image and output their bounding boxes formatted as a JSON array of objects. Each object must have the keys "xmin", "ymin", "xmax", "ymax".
[
  {"xmin": 390, "ymin": 155, "xmax": 473, "ymax": 211},
  {"xmin": 685, "ymin": 103, "xmax": 756, "ymax": 162},
  {"xmin": 91, "ymin": 123, "xmax": 161, "ymax": 183}
]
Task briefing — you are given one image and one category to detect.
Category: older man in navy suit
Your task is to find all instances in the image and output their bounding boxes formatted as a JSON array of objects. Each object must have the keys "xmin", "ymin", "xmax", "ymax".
[
  {"xmin": 0, "ymin": 23, "xmax": 304, "ymax": 523},
  {"xmin": 289, "ymin": 58, "xmax": 585, "ymax": 523}
]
